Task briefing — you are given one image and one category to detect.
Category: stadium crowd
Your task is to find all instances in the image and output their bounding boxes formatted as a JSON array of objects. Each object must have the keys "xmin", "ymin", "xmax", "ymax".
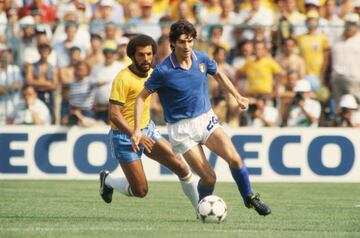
[{"xmin": 0, "ymin": 0, "xmax": 360, "ymax": 127}]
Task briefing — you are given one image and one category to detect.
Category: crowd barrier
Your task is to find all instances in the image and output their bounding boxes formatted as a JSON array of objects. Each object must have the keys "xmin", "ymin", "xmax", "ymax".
[{"xmin": 0, "ymin": 126, "xmax": 359, "ymax": 182}]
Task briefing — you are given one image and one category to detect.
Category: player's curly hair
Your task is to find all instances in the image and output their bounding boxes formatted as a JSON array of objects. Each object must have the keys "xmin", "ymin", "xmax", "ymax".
[
  {"xmin": 126, "ymin": 34, "xmax": 157, "ymax": 58},
  {"xmin": 169, "ymin": 20, "xmax": 197, "ymax": 50}
]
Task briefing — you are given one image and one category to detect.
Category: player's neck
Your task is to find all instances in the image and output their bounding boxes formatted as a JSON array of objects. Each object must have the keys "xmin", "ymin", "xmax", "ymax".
[
  {"xmin": 175, "ymin": 52, "xmax": 192, "ymax": 69},
  {"xmin": 128, "ymin": 64, "xmax": 148, "ymax": 78}
]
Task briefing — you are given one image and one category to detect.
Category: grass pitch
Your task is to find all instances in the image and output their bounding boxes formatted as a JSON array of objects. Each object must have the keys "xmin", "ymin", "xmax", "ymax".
[{"xmin": 0, "ymin": 181, "xmax": 359, "ymax": 238}]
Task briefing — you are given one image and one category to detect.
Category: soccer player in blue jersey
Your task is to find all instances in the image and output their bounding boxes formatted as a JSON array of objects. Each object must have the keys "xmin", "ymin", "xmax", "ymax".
[
  {"xmin": 132, "ymin": 20, "xmax": 271, "ymax": 216},
  {"xmin": 99, "ymin": 35, "xmax": 199, "ymax": 210}
]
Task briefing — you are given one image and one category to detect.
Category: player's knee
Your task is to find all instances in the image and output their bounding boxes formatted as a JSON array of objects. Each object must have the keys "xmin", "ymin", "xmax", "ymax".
[
  {"xmin": 132, "ymin": 187, "xmax": 148, "ymax": 198},
  {"xmin": 227, "ymin": 154, "xmax": 243, "ymax": 169}
]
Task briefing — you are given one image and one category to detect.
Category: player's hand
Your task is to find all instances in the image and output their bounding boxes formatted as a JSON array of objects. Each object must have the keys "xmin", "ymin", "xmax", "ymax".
[
  {"xmin": 236, "ymin": 96, "xmax": 249, "ymax": 111},
  {"xmin": 139, "ymin": 135, "xmax": 155, "ymax": 153},
  {"xmin": 131, "ymin": 130, "xmax": 142, "ymax": 152},
  {"xmin": 131, "ymin": 131, "xmax": 154, "ymax": 153}
]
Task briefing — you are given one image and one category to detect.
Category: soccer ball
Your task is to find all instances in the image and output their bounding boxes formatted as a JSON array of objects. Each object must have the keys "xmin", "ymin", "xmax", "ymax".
[{"xmin": 197, "ymin": 195, "xmax": 227, "ymax": 223}]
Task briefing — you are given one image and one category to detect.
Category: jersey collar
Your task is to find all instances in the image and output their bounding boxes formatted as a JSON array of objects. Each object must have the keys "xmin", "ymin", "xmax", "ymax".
[{"xmin": 169, "ymin": 50, "xmax": 198, "ymax": 69}]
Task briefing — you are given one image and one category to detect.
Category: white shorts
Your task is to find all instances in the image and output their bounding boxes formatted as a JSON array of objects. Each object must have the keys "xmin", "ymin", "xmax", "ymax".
[{"xmin": 167, "ymin": 110, "xmax": 221, "ymax": 155}]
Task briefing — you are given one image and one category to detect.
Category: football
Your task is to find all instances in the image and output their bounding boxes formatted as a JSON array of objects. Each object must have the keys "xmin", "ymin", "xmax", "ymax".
[{"xmin": 197, "ymin": 195, "xmax": 227, "ymax": 223}]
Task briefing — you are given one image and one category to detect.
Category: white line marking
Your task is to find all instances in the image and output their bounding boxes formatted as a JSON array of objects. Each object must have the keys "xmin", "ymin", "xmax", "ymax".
[{"xmin": 355, "ymin": 204, "xmax": 360, "ymax": 208}]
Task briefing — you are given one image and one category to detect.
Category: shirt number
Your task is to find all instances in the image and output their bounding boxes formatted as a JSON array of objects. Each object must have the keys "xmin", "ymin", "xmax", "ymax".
[{"xmin": 206, "ymin": 116, "xmax": 219, "ymax": 131}]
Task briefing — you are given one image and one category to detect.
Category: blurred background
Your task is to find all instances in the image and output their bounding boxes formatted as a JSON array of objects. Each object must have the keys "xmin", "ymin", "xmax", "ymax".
[{"xmin": 0, "ymin": 0, "xmax": 359, "ymax": 128}]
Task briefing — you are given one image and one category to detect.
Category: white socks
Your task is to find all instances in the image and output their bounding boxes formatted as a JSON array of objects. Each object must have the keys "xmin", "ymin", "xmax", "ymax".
[
  {"xmin": 179, "ymin": 172, "xmax": 199, "ymax": 210},
  {"xmin": 105, "ymin": 174, "xmax": 133, "ymax": 196}
]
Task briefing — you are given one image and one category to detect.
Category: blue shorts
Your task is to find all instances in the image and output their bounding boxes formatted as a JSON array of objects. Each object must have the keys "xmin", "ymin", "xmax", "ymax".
[{"xmin": 109, "ymin": 121, "xmax": 162, "ymax": 163}]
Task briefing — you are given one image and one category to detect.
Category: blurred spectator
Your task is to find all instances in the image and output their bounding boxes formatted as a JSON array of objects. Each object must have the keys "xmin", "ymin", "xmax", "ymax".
[
  {"xmin": 53, "ymin": 21, "xmax": 88, "ymax": 67},
  {"xmin": 210, "ymin": 46, "xmax": 237, "ymax": 125},
  {"xmin": 278, "ymin": 70, "xmax": 299, "ymax": 126},
  {"xmin": 14, "ymin": 16, "xmax": 38, "ymax": 67},
  {"xmin": 276, "ymin": 37, "xmax": 306, "ymax": 79},
  {"xmin": 303, "ymin": 0, "xmax": 328, "ymax": 34},
  {"xmin": 52, "ymin": 11, "xmax": 90, "ymax": 52},
  {"xmin": 25, "ymin": 42, "xmax": 58, "ymax": 120},
  {"xmin": 0, "ymin": 0, "xmax": 8, "ymax": 43},
  {"xmin": 238, "ymin": 0, "xmax": 274, "ymax": 42},
  {"xmin": 354, "ymin": 0, "xmax": 360, "ymax": 18},
  {"xmin": 19, "ymin": 0, "xmax": 56, "ymax": 24},
  {"xmin": 68, "ymin": 61, "xmax": 94, "ymax": 118},
  {"xmin": 127, "ymin": 0, "xmax": 161, "ymax": 40},
  {"xmin": 116, "ymin": 37, "xmax": 131, "ymax": 66},
  {"xmin": 296, "ymin": 10, "xmax": 329, "ymax": 89},
  {"xmin": 85, "ymin": 33, "xmax": 105, "ymax": 69},
  {"xmin": 56, "ymin": 0, "xmax": 92, "ymax": 23},
  {"xmin": 198, "ymin": 24, "xmax": 229, "ymax": 58},
  {"xmin": 248, "ymin": 95, "xmax": 279, "ymax": 127},
  {"xmin": 7, "ymin": 85, "xmax": 51, "ymax": 125},
  {"xmin": 154, "ymin": 35, "xmax": 171, "ymax": 65},
  {"xmin": 158, "ymin": 15, "xmax": 172, "ymax": 37},
  {"xmin": 230, "ymin": 39, "xmax": 254, "ymax": 69},
  {"xmin": 176, "ymin": 0, "xmax": 196, "ymax": 24},
  {"xmin": 277, "ymin": 0, "xmax": 306, "ymax": 40},
  {"xmin": 91, "ymin": 40, "xmax": 125, "ymax": 123},
  {"xmin": 0, "ymin": 45, "xmax": 23, "ymax": 125},
  {"xmin": 331, "ymin": 13, "xmax": 360, "ymax": 106},
  {"xmin": 333, "ymin": 94, "xmax": 360, "ymax": 128},
  {"xmin": 323, "ymin": 0, "xmax": 344, "ymax": 45},
  {"xmin": 58, "ymin": 46, "xmax": 81, "ymax": 122},
  {"xmin": 239, "ymin": 40, "xmax": 283, "ymax": 98},
  {"xmin": 31, "ymin": 7, "xmax": 53, "ymax": 39},
  {"xmin": 286, "ymin": 79, "xmax": 321, "ymax": 127},
  {"xmin": 63, "ymin": 107, "xmax": 104, "ymax": 127},
  {"xmin": 104, "ymin": 21, "xmax": 121, "ymax": 41},
  {"xmin": 90, "ymin": 0, "xmax": 124, "ymax": 34},
  {"xmin": 207, "ymin": 0, "xmax": 241, "ymax": 48}
]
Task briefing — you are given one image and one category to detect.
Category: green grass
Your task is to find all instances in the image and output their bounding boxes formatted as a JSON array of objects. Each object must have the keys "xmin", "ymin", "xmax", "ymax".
[{"xmin": 0, "ymin": 181, "xmax": 360, "ymax": 238}]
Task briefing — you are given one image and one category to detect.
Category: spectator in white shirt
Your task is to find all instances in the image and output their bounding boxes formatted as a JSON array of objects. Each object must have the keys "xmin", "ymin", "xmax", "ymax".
[
  {"xmin": 331, "ymin": 13, "xmax": 360, "ymax": 106},
  {"xmin": 7, "ymin": 85, "xmax": 51, "ymax": 125},
  {"xmin": 0, "ymin": 45, "xmax": 23, "ymax": 125},
  {"xmin": 238, "ymin": 0, "xmax": 274, "ymax": 42},
  {"xmin": 249, "ymin": 95, "xmax": 279, "ymax": 127},
  {"xmin": 286, "ymin": 79, "xmax": 321, "ymax": 127},
  {"xmin": 91, "ymin": 40, "xmax": 125, "ymax": 123},
  {"xmin": 333, "ymin": 94, "xmax": 360, "ymax": 128}
]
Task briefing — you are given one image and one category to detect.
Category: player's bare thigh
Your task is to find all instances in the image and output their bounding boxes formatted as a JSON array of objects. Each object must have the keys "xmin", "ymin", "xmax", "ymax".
[
  {"xmin": 205, "ymin": 127, "xmax": 243, "ymax": 169},
  {"xmin": 144, "ymin": 138, "xmax": 189, "ymax": 178},
  {"xmin": 119, "ymin": 160, "xmax": 148, "ymax": 197},
  {"xmin": 182, "ymin": 144, "xmax": 216, "ymax": 187}
]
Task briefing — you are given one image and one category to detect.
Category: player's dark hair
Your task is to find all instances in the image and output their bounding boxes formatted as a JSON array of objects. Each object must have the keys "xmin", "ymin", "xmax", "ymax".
[
  {"xmin": 169, "ymin": 19, "xmax": 197, "ymax": 50},
  {"xmin": 126, "ymin": 34, "xmax": 157, "ymax": 58}
]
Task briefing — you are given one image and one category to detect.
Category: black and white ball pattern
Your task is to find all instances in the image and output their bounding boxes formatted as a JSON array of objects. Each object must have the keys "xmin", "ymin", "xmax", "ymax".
[{"xmin": 197, "ymin": 195, "xmax": 227, "ymax": 223}]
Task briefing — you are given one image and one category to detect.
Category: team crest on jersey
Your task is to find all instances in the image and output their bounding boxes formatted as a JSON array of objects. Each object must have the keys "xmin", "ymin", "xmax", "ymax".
[{"xmin": 199, "ymin": 63, "xmax": 205, "ymax": 73}]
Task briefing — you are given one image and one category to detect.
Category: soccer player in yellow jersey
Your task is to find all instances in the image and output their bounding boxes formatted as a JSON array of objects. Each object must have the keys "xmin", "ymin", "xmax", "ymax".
[
  {"xmin": 240, "ymin": 41, "xmax": 283, "ymax": 97},
  {"xmin": 99, "ymin": 35, "xmax": 199, "ymax": 211}
]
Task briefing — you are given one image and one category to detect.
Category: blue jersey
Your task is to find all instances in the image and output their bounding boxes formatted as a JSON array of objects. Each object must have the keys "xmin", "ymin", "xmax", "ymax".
[{"xmin": 145, "ymin": 50, "xmax": 217, "ymax": 123}]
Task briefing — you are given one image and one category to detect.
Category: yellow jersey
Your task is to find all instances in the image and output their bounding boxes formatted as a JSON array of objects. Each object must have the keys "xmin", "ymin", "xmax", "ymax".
[
  {"xmin": 296, "ymin": 33, "xmax": 329, "ymax": 77},
  {"xmin": 109, "ymin": 67, "xmax": 152, "ymax": 130},
  {"xmin": 242, "ymin": 57, "xmax": 281, "ymax": 95}
]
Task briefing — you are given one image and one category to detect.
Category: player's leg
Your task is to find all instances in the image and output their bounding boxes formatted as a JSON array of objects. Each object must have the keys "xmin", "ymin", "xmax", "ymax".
[
  {"xmin": 205, "ymin": 127, "xmax": 271, "ymax": 216},
  {"xmin": 144, "ymin": 138, "xmax": 199, "ymax": 209},
  {"xmin": 182, "ymin": 144, "xmax": 217, "ymax": 202},
  {"xmin": 100, "ymin": 131, "xmax": 149, "ymax": 203}
]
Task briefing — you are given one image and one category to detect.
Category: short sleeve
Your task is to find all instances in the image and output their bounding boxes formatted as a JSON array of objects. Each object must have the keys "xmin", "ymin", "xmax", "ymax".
[
  {"xmin": 109, "ymin": 77, "xmax": 128, "ymax": 105},
  {"xmin": 205, "ymin": 54, "xmax": 217, "ymax": 75},
  {"xmin": 144, "ymin": 67, "xmax": 163, "ymax": 93},
  {"xmin": 270, "ymin": 59, "xmax": 282, "ymax": 74}
]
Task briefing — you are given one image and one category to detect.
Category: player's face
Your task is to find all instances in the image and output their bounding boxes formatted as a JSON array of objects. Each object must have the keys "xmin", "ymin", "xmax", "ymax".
[
  {"xmin": 174, "ymin": 34, "xmax": 194, "ymax": 60},
  {"xmin": 133, "ymin": 45, "xmax": 154, "ymax": 73}
]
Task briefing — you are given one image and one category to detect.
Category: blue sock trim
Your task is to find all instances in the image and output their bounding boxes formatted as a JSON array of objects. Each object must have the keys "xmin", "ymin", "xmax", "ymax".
[
  {"xmin": 197, "ymin": 182, "xmax": 214, "ymax": 202},
  {"xmin": 230, "ymin": 166, "xmax": 253, "ymax": 202}
]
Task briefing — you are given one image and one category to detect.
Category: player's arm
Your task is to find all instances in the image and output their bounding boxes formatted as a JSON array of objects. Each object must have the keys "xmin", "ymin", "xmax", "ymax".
[
  {"xmin": 212, "ymin": 71, "xmax": 248, "ymax": 111},
  {"xmin": 109, "ymin": 101, "xmax": 134, "ymax": 136},
  {"xmin": 131, "ymin": 88, "xmax": 152, "ymax": 152}
]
